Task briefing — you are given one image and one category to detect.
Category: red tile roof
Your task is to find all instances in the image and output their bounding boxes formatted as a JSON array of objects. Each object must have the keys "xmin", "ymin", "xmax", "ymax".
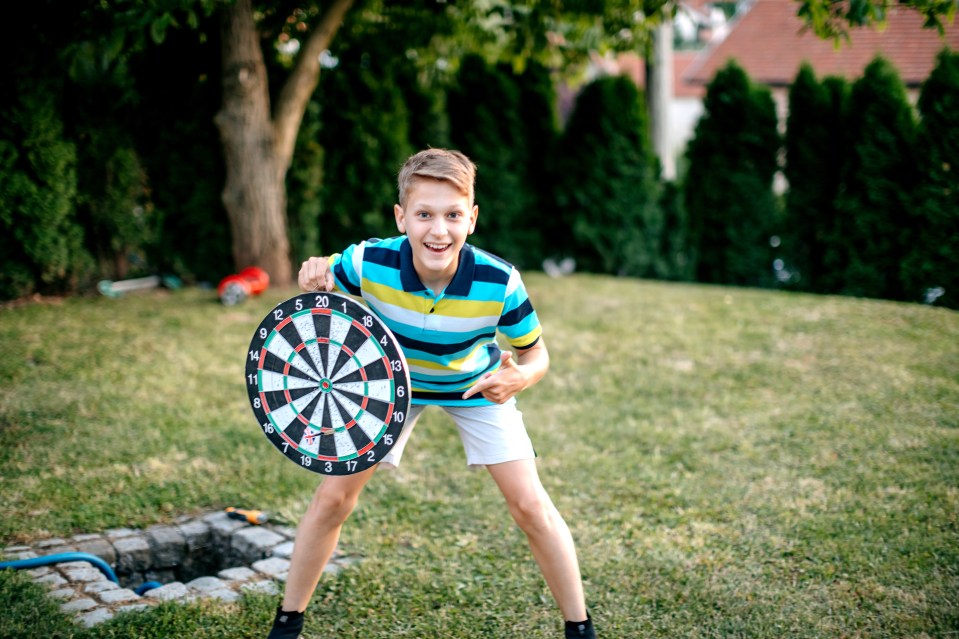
[{"xmin": 683, "ymin": 0, "xmax": 959, "ymax": 88}]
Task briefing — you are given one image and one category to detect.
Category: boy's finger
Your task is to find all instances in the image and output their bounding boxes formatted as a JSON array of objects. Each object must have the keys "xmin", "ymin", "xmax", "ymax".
[{"xmin": 462, "ymin": 378, "xmax": 490, "ymax": 400}]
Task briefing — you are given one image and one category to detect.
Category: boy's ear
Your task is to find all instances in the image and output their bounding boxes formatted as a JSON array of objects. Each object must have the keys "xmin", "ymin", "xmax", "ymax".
[
  {"xmin": 394, "ymin": 204, "xmax": 406, "ymax": 234},
  {"xmin": 468, "ymin": 204, "xmax": 478, "ymax": 235}
]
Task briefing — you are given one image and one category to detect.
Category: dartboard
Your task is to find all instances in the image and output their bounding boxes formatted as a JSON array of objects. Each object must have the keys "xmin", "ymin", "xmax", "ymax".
[{"xmin": 245, "ymin": 292, "xmax": 411, "ymax": 475}]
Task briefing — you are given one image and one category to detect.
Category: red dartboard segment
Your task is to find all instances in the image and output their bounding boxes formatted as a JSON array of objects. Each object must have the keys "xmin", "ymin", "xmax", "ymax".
[{"xmin": 245, "ymin": 292, "xmax": 411, "ymax": 475}]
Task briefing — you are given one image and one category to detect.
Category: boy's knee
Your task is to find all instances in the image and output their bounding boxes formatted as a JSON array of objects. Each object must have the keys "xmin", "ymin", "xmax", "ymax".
[
  {"xmin": 307, "ymin": 487, "xmax": 359, "ymax": 523},
  {"xmin": 508, "ymin": 495, "xmax": 554, "ymax": 534}
]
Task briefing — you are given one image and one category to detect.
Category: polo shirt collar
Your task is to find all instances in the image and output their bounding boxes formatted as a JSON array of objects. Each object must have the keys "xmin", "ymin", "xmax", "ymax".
[{"xmin": 399, "ymin": 237, "xmax": 475, "ymax": 296}]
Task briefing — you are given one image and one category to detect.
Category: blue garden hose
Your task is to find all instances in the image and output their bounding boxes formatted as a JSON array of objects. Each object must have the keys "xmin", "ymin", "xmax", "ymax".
[{"xmin": 0, "ymin": 551, "xmax": 161, "ymax": 594}]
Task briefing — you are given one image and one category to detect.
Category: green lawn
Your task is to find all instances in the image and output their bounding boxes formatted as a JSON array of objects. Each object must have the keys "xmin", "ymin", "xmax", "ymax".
[{"xmin": 1, "ymin": 275, "xmax": 957, "ymax": 638}]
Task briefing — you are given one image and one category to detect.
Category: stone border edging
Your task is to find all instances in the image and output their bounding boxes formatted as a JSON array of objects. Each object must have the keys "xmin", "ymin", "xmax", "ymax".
[{"xmin": 1, "ymin": 510, "xmax": 357, "ymax": 628}]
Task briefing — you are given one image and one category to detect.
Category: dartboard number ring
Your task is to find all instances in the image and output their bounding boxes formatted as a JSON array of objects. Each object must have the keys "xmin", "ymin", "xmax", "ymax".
[{"xmin": 245, "ymin": 292, "xmax": 411, "ymax": 475}]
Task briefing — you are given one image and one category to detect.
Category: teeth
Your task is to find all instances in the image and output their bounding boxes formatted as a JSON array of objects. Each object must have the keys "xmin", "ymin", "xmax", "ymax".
[{"xmin": 425, "ymin": 243, "xmax": 449, "ymax": 250}]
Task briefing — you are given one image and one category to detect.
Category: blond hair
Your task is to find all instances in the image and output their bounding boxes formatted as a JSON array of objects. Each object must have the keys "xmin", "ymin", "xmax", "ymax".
[{"xmin": 397, "ymin": 149, "xmax": 476, "ymax": 208}]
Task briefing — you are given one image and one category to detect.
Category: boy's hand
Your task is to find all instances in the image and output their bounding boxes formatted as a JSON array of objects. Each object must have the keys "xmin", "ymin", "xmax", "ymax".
[
  {"xmin": 462, "ymin": 352, "xmax": 530, "ymax": 404},
  {"xmin": 298, "ymin": 256, "xmax": 335, "ymax": 292}
]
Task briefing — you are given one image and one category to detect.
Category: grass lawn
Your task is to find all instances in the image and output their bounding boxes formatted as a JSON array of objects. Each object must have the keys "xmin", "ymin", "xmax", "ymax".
[{"xmin": 1, "ymin": 274, "xmax": 957, "ymax": 638}]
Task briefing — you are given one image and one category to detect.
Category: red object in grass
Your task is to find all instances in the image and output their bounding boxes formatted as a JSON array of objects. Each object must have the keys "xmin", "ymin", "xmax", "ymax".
[{"xmin": 218, "ymin": 266, "xmax": 270, "ymax": 305}]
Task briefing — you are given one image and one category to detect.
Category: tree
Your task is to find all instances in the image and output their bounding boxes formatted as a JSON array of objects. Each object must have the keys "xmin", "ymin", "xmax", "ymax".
[
  {"xmin": 903, "ymin": 48, "xmax": 959, "ymax": 308},
  {"xmin": 683, "ymin": 61, "xmax": 780, "ymax": 287},
  {"xmin": 447, "ymin": 55, "xmax": 540, "ymax": 267},
  {"xmin": 796, "ymin": 0, "xmax": 958, "ymax": 40},
  {"xmin": 783, "ymin": 64, "xmax": 849, "ymax": 293},
  {"xmin": 552, "ymin": 75, "xmax": 662, "ymax": 277},
  {"xmin": 832, "ymin": 56, "xmax": 917, "ymax": 300},
  {"xmin": 0, "ymin": 78, "xmax": 90, "ymax": 299},
  {"xmin": 215, "ymin": 0, "xmax": 354, "ymax": 285}
]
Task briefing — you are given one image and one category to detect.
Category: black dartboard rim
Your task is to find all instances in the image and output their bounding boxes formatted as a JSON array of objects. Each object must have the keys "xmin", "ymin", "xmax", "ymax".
[{"xmin": 245, "ymin": 292, "xmax": 411, "ymax": 475}]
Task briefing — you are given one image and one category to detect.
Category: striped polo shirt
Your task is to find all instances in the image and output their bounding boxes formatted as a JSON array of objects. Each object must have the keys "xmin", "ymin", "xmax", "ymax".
[{"xmin": 328, "ymin": 236, "xmax": 542, "ymax": 406}]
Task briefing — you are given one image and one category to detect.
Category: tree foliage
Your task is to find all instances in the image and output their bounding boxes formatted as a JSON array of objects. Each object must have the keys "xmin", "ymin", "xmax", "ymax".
[
  {"xmin": 903, "ymin": 48, "xmax": 959, "ymax": 308},
  {"xmin": 683, "ymin": 61, "xmax": 780, "ymax": 287},
  {"xmin": 783, "ymin": 64, "xmax": 849, "ymax": 293},
  {"xmin": 0, "ymin": 79, "xmax": 90, "ymax": 298},
  {"xmin": 552, "ymin": 75, "xmax": 663, "ymax": 277},
  {"xmin": 447, "ymin": 55, "xmax": 540, "ymax": 267},
  {"xmin": 832, "ymin": 56, "xmax": 917, "ymax": 300}
]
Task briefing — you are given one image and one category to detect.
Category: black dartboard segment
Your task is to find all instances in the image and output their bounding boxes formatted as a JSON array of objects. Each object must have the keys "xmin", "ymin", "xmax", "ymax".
[{"xmin": 245, "ymin": 293, "xmax": 411, "ymax": 474}]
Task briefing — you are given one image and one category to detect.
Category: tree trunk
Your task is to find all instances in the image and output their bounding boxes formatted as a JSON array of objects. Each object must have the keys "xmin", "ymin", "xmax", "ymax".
[
  {"xmin": 215, "ymin": 0, "xmax": 355, "ymax": 287},
  {"xmin": 215, "ymin": 0, "xmax": 291, "ymax": 284}
]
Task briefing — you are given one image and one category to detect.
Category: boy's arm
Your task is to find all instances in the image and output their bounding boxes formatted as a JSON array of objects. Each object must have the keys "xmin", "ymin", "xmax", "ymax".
[
  {"xmin": 298, "ymin": 256, "xmax": 336, "ymax": 292},
  {"xmin": 462, "ymin": 339, "xmax": 550, "ymax": 405}
]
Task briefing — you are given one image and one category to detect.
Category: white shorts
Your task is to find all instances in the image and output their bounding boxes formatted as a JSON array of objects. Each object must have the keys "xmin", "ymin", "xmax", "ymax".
[{"xmin": 379, "ymin": 398, "xmax": 535, "ymax": 469}]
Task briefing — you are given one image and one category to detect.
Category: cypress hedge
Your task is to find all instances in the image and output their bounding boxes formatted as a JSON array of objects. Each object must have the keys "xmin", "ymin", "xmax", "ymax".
[
  {"xmin": 551, "ymin": 75, "xmax": 662, "ymax": 277},
  {"xmin": 833, "ymin": 56, "xmax": 917, "ymax": 301},
  {"xmin": 683, "ymin": 61, "xmax": 780, "ymax": 287},
  {"xmin": 903, "ymin": 48, "xmax": 959, "ymax": 309}
]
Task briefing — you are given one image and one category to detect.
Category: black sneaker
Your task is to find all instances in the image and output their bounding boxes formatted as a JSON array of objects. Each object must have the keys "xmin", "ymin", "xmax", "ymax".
[
  {"xmin": 565, "ymin": 615, "xmax": 596, "ymax": 639},
  {"xmin": 267, "ymin": 607, "xmax": 305, "ymax": 639}
]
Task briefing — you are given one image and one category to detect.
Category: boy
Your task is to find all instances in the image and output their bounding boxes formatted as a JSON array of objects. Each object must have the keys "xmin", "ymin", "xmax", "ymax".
[{"xmin": 268, "ymin": 149, "xmax": 595, "ymax": 639}]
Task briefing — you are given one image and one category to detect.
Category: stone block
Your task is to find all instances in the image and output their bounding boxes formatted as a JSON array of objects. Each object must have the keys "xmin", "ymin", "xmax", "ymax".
[
  {"xmin": 60, "ymin": 598, "xmax": 98, "ymax": 613},
  {"xmin": 271, "ymin": 541, "xmax": 295, "ymax": 559},
  {"xmin": 49, "ymin": 588, "xmax": 76, "ymax": 599},
  {"xmin": 79, "ymin": 608, "xmax": 114, "ymax": 628},
  {"xmin": 36, "ymin": 573, "xmax": 68, "ymax": 587},
  {"xmin": 231, "ymin": 526, "xmax": 286, "ymax": 564},
  {"xmin": 207, "ymin": 588, "xmax": 240, "ymax": 603},
  {"xmin": 74, "ymin": 537, "xmax": 117, "ymax": 565},
  {"xmin": 85, "ymin": 581, "xmax": 120, "ymax": 594},
  {"xmin": 146, "ymin": 525, "xmax": 186, "ymax": 568},
  {"xmin": 39, "ymin": 545, "xmax": 77, "ymax": 556},
  {"xmin": 186, "ymin": 576, "xmax": 228, "ymax": 593},
  {"xmin": 143, "ymin": 582, "xmax": 189, "ymax": 602},
  {"xmin": 61, "ymin": 566, "xmax": 106, "ymax": 583},
  {"xmin": 72, "ymin": 533, "xmax": 102, "ymax": 543},
  {"xmin": 203, "ymin": 511, "xmax": 247, "ymax": 545},
  {"xmin": 218, "ymin": 566, "xmax": 257, "ymax": 582},
  {"xmin": 105, "ymin": 528, "xmax": 138, "ymax": 540},
  {"xmin": 26, "ymin": 566, "xmax": 53, "ymax": 578},
  {"xmin": 241, "ymin": 580, "xmax": 279, "ymax": 595},
  {"xmin": 114, "ymin": 535, "xmax": 151, "ymax": 574},
  {"xmin": 36, "ymin": 538, "xmax": 69, "ymax": 549},
  {"xmin": 115, "ymin": 603, "xmax": 151, "ymax": 616},
  {"xmin": 99, "ymin": 588, "xmax": 141, "ymax": 604},
  {"xmin": 251, "ymin": 557, "xmax": 290, "ymax": 580},
  {"xmin": 177, "ymin": 519, "xmax": 212, "ymax": 552},
  {"xmin": 270, "ymin": 525, "xmax": 297, "ymax": 539}
]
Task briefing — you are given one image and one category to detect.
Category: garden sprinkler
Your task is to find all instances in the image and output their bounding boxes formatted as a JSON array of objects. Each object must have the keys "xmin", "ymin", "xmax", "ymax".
[{"xmin": 225, "ymin": 507, "xmax": 269, "ymax": 525}]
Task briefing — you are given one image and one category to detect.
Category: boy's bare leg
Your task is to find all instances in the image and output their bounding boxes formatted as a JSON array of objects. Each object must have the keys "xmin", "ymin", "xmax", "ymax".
[
  {"xmin": 280, "ymin": 466, "xmax": 377, "ymax": 612},
  {"xmin": 486, "ymin": 459, "xmax": 588, "ymax": 622}
]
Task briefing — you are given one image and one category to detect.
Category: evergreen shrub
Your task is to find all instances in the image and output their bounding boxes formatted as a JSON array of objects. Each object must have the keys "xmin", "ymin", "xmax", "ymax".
[
  {"xmin": 783, "ymin": 64, "xmax": 848, "ymax": 293},
  {"xmin": 0, "ymin": 80, "xmax": 91, "ymax": 299},
  {"xmin": 833, "ymin": 56, "xmax": 917, "ymax": 301},
  {"xmin": 552, "ymin": 75, "xmax": 662, "ymax": 277},
  {"xmin": 903, "ymin": 48, "xmax": 959, "ymax": 309},
  {"xmin": 683, "ymin": 61, "xmax": 780, "ymax": 287}
]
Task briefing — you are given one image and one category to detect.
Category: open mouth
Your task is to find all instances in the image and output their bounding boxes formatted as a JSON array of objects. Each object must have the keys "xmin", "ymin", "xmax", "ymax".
[{"xmin": 425, "ymin": 242, "xmax": 451, "ymax": 253}]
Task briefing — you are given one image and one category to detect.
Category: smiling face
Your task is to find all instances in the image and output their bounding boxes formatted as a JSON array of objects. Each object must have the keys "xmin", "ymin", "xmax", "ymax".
[{"xmin": 394, "ymin": 177, "xmax": 478, "ymax": 292}]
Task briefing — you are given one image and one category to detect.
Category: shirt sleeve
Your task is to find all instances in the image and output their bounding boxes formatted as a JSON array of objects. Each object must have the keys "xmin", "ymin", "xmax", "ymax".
[
  {"xmin": 497, "ymin": 268, "xmax": 542, "ymax": 349},
  {"xmin": 327, "ymin": 243, "xmax": 364, "ymax": 296}
]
